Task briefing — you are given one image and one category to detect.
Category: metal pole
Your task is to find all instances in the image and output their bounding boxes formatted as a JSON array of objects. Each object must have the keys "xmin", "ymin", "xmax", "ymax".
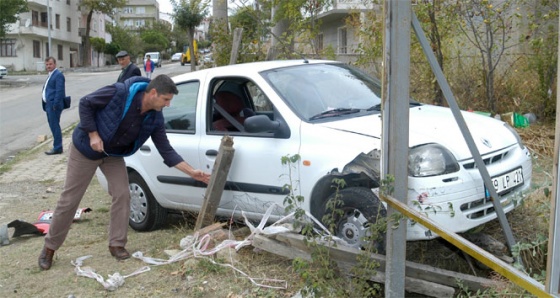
[
  {"xmin": 544, "ymin": 7, "xmax": 560, "ymax": 295},
  {"xmin": 382, "ymin": 1, "xmax": 410, "ymax": 297},
  {"xmin": 47, "ymin": 0, "xmax": 52, "ymax": 57}
]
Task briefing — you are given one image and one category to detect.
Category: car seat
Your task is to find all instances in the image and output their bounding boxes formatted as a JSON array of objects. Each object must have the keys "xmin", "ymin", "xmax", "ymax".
[{"xmin": 212, "ymin": 91, "xmax": 254, "ymax": 131}]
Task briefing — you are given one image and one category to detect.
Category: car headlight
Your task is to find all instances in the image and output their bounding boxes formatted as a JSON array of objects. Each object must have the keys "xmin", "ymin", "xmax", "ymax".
[
  {"xmin": 409, "ymin": 144, "xmax": 460, "ymax": 177},
  {"xmin": 504, "ymin": 123, "xmax": 526, "ymax": 150}
]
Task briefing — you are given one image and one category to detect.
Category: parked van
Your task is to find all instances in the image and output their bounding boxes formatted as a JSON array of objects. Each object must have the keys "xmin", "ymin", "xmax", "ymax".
[{"xmin": 144, "ymin": 52, "xmax": 161, "ymax": 68}]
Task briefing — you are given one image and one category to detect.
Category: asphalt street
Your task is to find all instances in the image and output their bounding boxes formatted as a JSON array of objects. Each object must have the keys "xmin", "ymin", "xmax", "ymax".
[{"xmin": 0, "ymin": 62, "xmax": 189, "ymax": 164}]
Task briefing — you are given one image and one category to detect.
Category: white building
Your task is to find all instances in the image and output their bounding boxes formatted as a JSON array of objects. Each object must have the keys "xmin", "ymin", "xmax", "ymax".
[{"xmin": 0, "ymin": 0, "xmax": 82, "ymax": 71}]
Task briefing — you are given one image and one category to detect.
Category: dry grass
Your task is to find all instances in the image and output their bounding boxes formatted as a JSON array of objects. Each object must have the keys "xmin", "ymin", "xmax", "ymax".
[{"xmin": 0, "ymin": 178, "xmax": 301, "ymax": 297}]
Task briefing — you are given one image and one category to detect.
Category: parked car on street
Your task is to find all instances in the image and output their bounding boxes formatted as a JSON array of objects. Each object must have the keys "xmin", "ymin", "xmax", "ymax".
[
  {"xmin": 96, "ymin": 60, "xmax": 532, "ymax": 250},
  {"xmin": 0, "ymin": 65, "xmax": 7, "ymax": 79},
  {"xmin": 171, "ymin": 52, "xmax": 182, "ymax": 62},
  {"xmin": 143, "ymin": 52, "xmax": 162, "ymax": 67}
]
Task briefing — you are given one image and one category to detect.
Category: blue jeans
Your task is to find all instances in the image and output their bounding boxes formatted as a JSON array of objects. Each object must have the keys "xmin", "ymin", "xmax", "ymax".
[{"xmin": 45, "ymin": 101, "xmax": 63, "ymax": 151}]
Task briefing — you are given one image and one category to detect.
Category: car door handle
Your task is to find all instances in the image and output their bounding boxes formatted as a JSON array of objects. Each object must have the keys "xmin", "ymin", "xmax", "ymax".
[
  {"xmin": 206, "ymin": 149, "xmax": 218, "ymax": 156},
  {"xmin": 139, "ymin": 145, "xmax": 151, "ymax": 152}
]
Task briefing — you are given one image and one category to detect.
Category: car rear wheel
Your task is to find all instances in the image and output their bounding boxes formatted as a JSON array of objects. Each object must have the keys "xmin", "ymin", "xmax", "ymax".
[
  {"xmin": 128, "ymin": 172, "xmax": 167, "ymax": 231},
  {"xmin": 319, "ymin": 187, "xmax": 387, "ymax": 254}
]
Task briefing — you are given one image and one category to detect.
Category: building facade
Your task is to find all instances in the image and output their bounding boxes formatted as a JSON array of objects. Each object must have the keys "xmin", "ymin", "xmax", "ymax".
[
  {"xmin": 113, "ymin": 0, "xmax": 159, "ymax": 30},
  {"xmin": 0, "ymin": 0, "xmax": 114, "ymax": 71},
  {"xmin": 1, "ymin": 0, "xmax": 82, "ymax": 71}
]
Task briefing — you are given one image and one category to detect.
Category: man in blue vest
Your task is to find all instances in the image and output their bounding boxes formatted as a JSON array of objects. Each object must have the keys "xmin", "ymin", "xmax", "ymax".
[{"xmin": 38, "ymin": 74, "xmax": 211, "ymax": 270}]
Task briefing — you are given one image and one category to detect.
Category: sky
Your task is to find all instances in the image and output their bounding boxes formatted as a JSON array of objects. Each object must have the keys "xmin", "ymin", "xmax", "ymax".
[{"xmin": 158, "ymin": 0, "xmax": 174, "ymax": 22}]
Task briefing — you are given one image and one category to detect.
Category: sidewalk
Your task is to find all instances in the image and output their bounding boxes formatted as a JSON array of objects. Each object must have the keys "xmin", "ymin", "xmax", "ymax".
[{"xmin": 0, "ymin": 133, "xmax": 72, "ymax": 184}]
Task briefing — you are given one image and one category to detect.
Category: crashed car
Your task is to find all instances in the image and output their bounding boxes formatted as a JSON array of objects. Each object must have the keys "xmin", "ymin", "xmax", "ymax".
[{"xmin": 96, "ymin": 59, "xmax": 532, "ymax": 248}]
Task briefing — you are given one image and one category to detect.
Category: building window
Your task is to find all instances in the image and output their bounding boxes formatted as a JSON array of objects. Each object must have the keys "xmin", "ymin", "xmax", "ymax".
[
  {"xmin": 338, "ymin": 27, "xmax": 347, "ymax": 54},
  {"xmin": 46, "ymin": 42, "xmax": 50, "ymax": 57},
  {"xmin": 33, "ymin": 40, "xmax": 40, "ymax": 58},
  {"xmin": 137, "ymin": 7, "xmax": 145, "ymax": 14},
  {"xmin": 0, "ymin": 39, "xmax": 17, "ymax": 57},
  {"xmin": 124, "ymin": 19, "xmax": 133, "ymax": 27},
  {"xmin": 135, "ymin": 20, "xmax": 145, "ymax": 27},
  {"xmin": 40, "ymin": 12, "xmax": 48, "ymax": 28},
  {"xmin": 55, "ymin": 14, "xmax": 60, "ymax": 29},
  {"xmin": 58, "ymin": 45, "xmax": 63, "ymax": 60},
  {"xmin": 67, "ymin": 17, "xmax": 71, "ymax": 32},
  {"xmin": 123, "ymin": 7, "xmax": 133, "ymax": 13},
  {"xmin": 32, "ymin": 11, "xmax": 39, "ymax": 26}
]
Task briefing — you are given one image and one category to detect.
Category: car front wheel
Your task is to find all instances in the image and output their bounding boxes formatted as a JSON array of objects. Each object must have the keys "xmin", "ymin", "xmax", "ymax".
[
  {"xmin": 319, "ymin": 187, "xmax": 387, "ymax": 254},
  {"xmin": 128, "ymin": 171, "xmax": 167, "ymax": 231}
]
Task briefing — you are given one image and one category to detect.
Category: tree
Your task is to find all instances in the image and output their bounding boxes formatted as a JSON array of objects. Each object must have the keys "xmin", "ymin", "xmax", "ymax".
[
  {"xmin": 90, "ymin": 37, "xmax": 106, "ymax": 67},
  {"xmin": 412, "ymin": 1, "xmax": 460, "ymax": 106},
  {"xmin": 106, "ymin": 23, "xmax": 142, "ymax": 58},
  {"xmin": 457, "ymin": 0, "xmax": 519, "ymax": 113},
  {"xmin": 172, "ymin": 0, "xmax": 209, "ymax": 71},
  {"xmin": 79, "ymin": 0, "xmax": 126, "ymax": 66},
  {"xmin": 140, "ymin": 30, "xmax": 169, "ymax": 52},
  {"xmin": 0, "ymin": 0, "xmax": 27, "ymax": 38}
]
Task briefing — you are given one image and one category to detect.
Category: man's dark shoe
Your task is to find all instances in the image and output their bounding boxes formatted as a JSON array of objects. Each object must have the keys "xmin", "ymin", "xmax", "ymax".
[
  {"xmin": 45, "ymin": 149, "xmax": 63, "ymax": 155},
  {"xmin": 109, "ymin": 246, "xmax": 130, "ymax": 260},
  {"xmin": 38, "ymin": 246, "xmax": 55, "ymax": 270}
]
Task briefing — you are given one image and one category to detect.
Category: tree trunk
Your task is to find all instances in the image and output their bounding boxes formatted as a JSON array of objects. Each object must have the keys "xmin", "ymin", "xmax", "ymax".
[{"xmin": 83, "ymin": 10, "xmax": 94, "ymax": 67}]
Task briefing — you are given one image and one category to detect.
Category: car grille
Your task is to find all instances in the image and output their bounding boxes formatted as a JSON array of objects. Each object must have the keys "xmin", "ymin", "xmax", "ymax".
[
  {"xmin": 462, "ymin": 150, "xmax": 510, "ymax": 169},
  {"xmin": 460, "ymin": 196, "xmax": 515, "ymax": 220}
]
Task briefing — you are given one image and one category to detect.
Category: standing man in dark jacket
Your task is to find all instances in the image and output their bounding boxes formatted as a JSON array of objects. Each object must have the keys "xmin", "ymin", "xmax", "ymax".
[
  {"xmin": 116, "ymin": 50, "xmax": 141, "ymax": 83},
  {"xmin": 38, "ymin": 75, "xmax": 211, "ymax": 270},
  {"xmin": 42, "ymin": 57, "xmax": 66, "ymax": 155}
]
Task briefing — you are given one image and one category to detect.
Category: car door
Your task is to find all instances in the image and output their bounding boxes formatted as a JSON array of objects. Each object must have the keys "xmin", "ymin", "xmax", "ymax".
[
  {"xmin": 198, "ymin": 77, "xmax": 302, "ymax": 219},
  {"xmin": 127, "ymin": 80, "xmax": 206, "ymax": 209}
]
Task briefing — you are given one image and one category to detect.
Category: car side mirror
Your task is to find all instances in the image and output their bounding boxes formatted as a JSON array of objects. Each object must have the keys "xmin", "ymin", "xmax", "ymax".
[{"xmin": 244, "ymin": 115, "xmax": 280, "ymax": 133}]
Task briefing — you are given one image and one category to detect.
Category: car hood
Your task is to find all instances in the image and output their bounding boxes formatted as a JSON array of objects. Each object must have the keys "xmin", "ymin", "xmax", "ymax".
[{"xmin": 315, "ymin": 105, "xmax": 518, "ymax": 160}]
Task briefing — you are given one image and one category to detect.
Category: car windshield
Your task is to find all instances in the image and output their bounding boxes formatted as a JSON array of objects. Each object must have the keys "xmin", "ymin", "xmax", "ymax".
[{"xmin": 262, "ymin": 63, "xmax": 383, "ymax": 121}]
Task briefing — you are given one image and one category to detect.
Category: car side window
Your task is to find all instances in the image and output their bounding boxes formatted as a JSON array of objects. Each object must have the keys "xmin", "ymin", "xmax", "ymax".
[
  {"xmin": 163, "ymin": 81, "xmax": 199, "ymax": 133},
  {"xmin": 247, "ymin": 81, "xmax": 273, "ymax": 117}
]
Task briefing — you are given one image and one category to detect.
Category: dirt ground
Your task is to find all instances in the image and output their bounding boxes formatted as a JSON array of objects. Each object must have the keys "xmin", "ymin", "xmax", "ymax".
[{"xmin": 0, "ymin": 123, "xmax": 555, "ymax": 297}]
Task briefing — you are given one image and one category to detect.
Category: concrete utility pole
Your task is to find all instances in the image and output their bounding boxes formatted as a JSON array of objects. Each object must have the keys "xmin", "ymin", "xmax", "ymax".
[{"xmin": 382, "ymin": 1, "xmax": 411, "ymax": 297}]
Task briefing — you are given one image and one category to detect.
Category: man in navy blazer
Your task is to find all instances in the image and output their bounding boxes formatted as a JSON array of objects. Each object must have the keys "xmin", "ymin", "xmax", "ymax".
[
  {"xmin": 116, "ymin": 51, "xmax": 141, "ymax": 83},
  {"xmin": 42, "ymin": 57, "xmax": 66, "ymax": 155}
]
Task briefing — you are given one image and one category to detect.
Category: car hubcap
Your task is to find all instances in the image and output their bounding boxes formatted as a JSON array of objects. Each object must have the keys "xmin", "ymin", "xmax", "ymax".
[
  {"xmin": 337, "ymin": 209, "xmax": 370, "ymax": 248},
  {"xmin": 129, "ymin": 183, "xmax": 148, "ymax": 223}
]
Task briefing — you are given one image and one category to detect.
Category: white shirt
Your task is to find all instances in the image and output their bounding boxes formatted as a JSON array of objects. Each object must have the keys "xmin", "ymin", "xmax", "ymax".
[{"xmin": 42, "ymin": 69, "xmax": 56, "ymax": 102}]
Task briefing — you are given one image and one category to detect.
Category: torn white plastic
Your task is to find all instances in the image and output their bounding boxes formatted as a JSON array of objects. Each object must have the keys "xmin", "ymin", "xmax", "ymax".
[
  {"xmin": 72, "ymin": 204, "xmax": 335, "ymax": 291},
  {"xmin": 71, "ymin": 255, "xmax": 150, "ymax": 291}
]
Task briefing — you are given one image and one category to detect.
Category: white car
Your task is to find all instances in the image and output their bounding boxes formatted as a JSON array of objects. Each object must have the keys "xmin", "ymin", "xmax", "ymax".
[
  {"xmin": 96, "ymin": 60, "xmax": 532, "ymax": 249},
  {"xmin": 0, "ymin": 65, "xmax": 7, "ymax": 79},
  {"xmin": 171, "ymin": 52, "xmax": 182, "ymax": 62}
]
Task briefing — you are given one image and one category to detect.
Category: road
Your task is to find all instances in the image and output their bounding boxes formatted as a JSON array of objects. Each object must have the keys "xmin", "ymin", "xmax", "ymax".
[{"xmin": 0, "ymin": 62, "xmax": 190, "ymax": 163}]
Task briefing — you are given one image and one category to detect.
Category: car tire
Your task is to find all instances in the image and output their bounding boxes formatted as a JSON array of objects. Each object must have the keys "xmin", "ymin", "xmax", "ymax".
[
  {"xmin": 319, "ymin": 187, "xmax": 387, "ymax": 254},
  {"xmin": 128, "ymin": 171, "xmax": 168, "ymax": 231}
]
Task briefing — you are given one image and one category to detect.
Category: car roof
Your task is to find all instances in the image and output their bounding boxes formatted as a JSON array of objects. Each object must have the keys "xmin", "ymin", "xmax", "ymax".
[{"xmin": 172, "ymin": 59, "xmax": 340, "ymax": 82}]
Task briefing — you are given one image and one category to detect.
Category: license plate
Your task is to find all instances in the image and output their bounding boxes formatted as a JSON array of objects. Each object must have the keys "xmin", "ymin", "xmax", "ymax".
[{"xmin": 491, "ymin": 168, "xmax": 524, "ymax": 195}]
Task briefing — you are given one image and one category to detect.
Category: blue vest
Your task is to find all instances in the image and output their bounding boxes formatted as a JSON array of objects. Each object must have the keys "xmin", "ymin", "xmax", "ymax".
[{"xmin": 73, "ymin": 77, "xmax": 164, "ymax": 160}]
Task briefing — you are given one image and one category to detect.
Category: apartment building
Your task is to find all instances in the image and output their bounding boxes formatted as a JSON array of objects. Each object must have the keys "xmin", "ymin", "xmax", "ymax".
[
  {"xmin": 0, "ymin": 0, "xmax": 82, "ymax": 71},
  {"xmin": 113, "ymin": 0, "xmax": 160, "ymax": 30}
]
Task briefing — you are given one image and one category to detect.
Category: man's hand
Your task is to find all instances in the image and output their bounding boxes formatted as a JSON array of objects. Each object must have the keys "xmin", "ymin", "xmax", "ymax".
[
  {"xmin": 191, "ymin": 169, "xmax": 211, "ymax": 184},
  {"xmin": 175, "ymin": 161, "xmax": 211, "ymax": 184},
  {"xmin": 89, "ymin": 131, "xmax": 104, "ymax": 153}
]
